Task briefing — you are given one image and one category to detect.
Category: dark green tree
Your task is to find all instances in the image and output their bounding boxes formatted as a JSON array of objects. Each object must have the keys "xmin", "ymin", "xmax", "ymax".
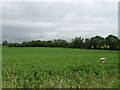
[
  {"xmin": 90, "ymin": 36, "xmax": 104, "ymax": 49},
  {"xmin": 13, "ymin": 43, "xmax": 20, "ymax": 47},
  {"xmin": 2, "ymin": 41, "xmax": 9, "ymax": 46},
  {"xmin": 83, "ymin": 38, "xmax": 92, "ymax": 49},
  {"xmin": 71, "ymin": 37, "xmax": 84, "ymax": 48},
  {"xmin": 22, "ymin": 41, "xmax": 28, "ymax": 47},
  {"xmin": 47, "ymin": 40, "xmax": 53, "ymax": 47},
  {"xmin": 105, "ymin": 35, "xmax": 118, "ymax": 50}
]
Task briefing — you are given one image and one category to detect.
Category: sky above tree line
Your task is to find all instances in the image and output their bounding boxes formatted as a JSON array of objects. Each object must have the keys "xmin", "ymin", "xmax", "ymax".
[{"xmin": 1, "ymin": 1, "xmax": 118, "ymax": 43}]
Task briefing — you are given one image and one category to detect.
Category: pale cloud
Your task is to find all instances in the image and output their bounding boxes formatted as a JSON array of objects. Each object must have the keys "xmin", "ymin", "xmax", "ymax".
[{"xmin": 2, "ymin": 2, "xmax": 118, "ymax": 42}]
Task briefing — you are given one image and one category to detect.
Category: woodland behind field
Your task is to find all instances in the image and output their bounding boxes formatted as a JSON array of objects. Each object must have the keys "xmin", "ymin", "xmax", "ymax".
[{"xmin": 2, "ymin": 34, "xmax": 120, "ymax": 50}]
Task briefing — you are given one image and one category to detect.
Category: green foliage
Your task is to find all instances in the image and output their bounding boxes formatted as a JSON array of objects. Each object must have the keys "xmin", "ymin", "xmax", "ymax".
[
  {"xmin": 91, "ymin": 36, "xmax": 105, "ymax": 49},
  {"xmin": 2, "ymin": 34, "xmax": 120, "ymax": 50},
  {"xmin": 2, "ymin": 41, "xmax": 9, "ymax": 46},
  {"xmin": 83, "ymin": 38, "xmax": 92, "ymax": 49},
  {"xmin": 2, "ymin": 47, "xmax": 118, "ymax": 88},
  {"xmin": 105, "ymin": 35, "xmax": 118, "ymax": 50},
  {"xmin": 71, "ymin": 37, "xmax": 84, "ymax": 48}
]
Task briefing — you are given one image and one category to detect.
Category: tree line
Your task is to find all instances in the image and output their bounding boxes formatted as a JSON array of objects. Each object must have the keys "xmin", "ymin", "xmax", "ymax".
[{"xmin": 2, "ymin": 34, "xmax": 120, "ymax": 50}]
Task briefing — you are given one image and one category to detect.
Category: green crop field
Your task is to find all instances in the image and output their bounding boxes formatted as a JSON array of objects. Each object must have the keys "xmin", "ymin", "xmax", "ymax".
[{"xmin": 2, "ymin": 47, "xmax": 118, "ymax": 88}]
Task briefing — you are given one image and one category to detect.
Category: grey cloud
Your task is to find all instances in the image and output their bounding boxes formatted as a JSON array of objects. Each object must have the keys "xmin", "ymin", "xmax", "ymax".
[{"xmin": 2, "ymin": 2, "xmax": 118, "ymax": 42}]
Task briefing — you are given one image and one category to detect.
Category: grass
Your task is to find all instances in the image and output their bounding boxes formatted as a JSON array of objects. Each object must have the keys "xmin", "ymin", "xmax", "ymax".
[
  {"xmin": 2, "ymin": 47, "xmax": 118, "ymax": 88},
  {"xmin": 0, "ymin": 48, "xmax": 2, "ymax": 89}
]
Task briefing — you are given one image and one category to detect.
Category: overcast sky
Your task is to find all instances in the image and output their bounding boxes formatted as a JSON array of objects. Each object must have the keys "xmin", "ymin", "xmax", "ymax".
[{"xmin": 2, "ymin": 1, "xmax": 118, "ymax": 43}]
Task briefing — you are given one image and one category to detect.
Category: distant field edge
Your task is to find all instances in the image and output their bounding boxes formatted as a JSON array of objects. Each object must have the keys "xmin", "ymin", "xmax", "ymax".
[{"xmin": 2, "ymin": 47, "xmax": 119, "ymax": 51}]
